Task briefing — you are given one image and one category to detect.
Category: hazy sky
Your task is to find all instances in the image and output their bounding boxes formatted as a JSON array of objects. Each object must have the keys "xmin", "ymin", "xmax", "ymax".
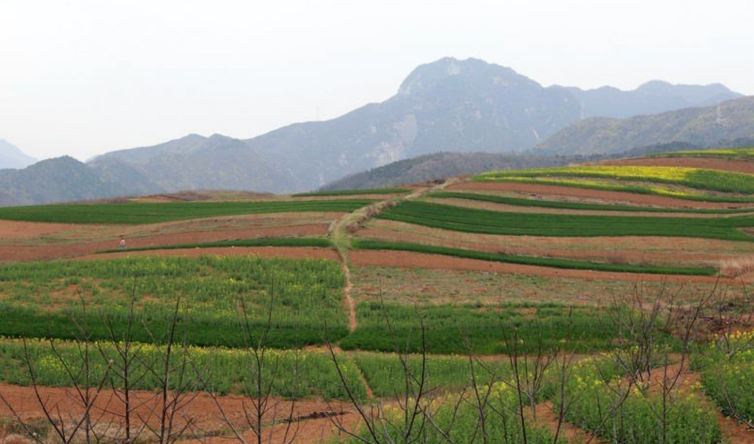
[{"xmin": 1, "ymin": 0, "xmax": 752, "ymax": 161}]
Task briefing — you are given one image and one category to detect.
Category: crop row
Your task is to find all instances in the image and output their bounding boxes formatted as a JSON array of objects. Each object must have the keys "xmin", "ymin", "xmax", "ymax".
[
  {"xmin": 377, "ymin": 200, "xmax": 754, "ymax": 242},
  {"xmin": 353, "ymin": 239, "xmax": 716, "ymax": 276},
  {"xmin": 475, "ymin": 165, "xmax": 754, "ymax": 194},
  {"xmin": 430, "ymin": 191, "xmax": 754, "ymax": 214},
  {"xmin": 0, "ymin": 199, "xmax": 374, "ymax": 224}
]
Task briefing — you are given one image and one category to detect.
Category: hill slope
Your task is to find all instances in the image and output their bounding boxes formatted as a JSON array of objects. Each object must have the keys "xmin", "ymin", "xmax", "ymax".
[
  {"xmin": 91, "ymin": 134, "xmax": 298, "ymax": 193},
  {"xmin": 321, "ymin": 152, "xmax": 594, "ymax": 190},
  {"xmin": 533, "ymin": 96, "xmax": 754, "ymax": 156},
  {"xmin": 0, "ymin": 157, "xmax": 143, "ymax": 206}
]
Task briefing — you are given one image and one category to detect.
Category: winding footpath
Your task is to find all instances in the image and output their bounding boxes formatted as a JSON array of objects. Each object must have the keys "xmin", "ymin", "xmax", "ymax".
[{"xmin": 327, "ymin": 178, "xmax": 462, "ymax": 333}]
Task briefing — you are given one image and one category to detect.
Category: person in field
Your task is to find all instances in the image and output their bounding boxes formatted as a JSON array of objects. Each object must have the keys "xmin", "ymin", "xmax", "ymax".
[{"xmin": 119, "ymin": 236, "xmax": 126, "ymax": 250}]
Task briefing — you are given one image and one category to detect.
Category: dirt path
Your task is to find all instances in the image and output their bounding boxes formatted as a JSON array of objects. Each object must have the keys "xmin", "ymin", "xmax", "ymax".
[
  {"xmin": 534, "ymin": 401, "xmax": 606, "ymax": 444},
  {"xmin": 342, "ymin": 263, "xmax": 357, "ymax": 333},
  {"xmin": 327, "ymin": 178, "xmax": 463, "ymax": 334}
]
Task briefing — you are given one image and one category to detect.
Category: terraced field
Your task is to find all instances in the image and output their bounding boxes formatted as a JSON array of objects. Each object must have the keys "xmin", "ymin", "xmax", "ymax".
[{"xmin": 2, "ymin": 152, "xmax": 754, "ymax": 443}]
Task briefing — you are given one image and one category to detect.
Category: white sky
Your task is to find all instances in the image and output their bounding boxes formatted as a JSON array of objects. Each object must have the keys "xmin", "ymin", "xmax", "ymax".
[{"xmin": 1, "ymin": 0, "xmax": 753, "ymax": 161}]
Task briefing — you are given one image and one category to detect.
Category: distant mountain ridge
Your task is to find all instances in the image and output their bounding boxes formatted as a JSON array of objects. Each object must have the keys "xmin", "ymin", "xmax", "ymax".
[
  {"xmin": 561, "ymin": 80, "xmax": 741, "ymax": 119},
  {"xmin": 0, "ymin": 140, "xmax": 37, "ymax": 170},
  {"xmin": 90, "ymin": 57, "xmax": 742, "ymax": 194},
  {"xmin": 533, "ymin": 96, "xmax": 754, "ymax": 156},
  {"xmin": 1, "ymin": 57, "xmax": 749, "ymax": 205}
]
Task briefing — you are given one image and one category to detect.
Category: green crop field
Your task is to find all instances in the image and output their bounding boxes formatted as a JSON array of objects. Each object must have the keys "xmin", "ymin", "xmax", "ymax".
[
  {"xmin": 341, "ymin": 301, "xmax": 624, "ymax": 355},
  {"xmin": 0, "ymin": 255, "xmax": 349, "ymax": 348},
  {"xmin": 651, "ymin": 146, "xmax": 754, "ymax": 160},
  {"xmin": 353, "ymin": 240, "xmax": 717, "ymax": 275},
  {"xmin": 429, "ymin": 191, "xmax": 754, "ymax": 214},
  {"xmin": 0, "ymin": 199, "xmax": 374, "ymax": 224},
  {"xmin": 475, "ymin": 165, "xmax": 754, "ymax": 194},
  {"xmin": 554, "ymin": 358, "xmax": 722, "ymax": 444},
  {"xmin": 0, "ymin": 338, "xmax": 367, "ymax": 400},
  {"xmin": 376, "ymin": 200, "xmax": 754, "ymax": 242}
]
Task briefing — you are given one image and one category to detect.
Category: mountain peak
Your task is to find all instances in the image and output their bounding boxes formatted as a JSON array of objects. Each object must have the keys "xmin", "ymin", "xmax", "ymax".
[{"xmin": 397, "ymin": 57, "xmax": 533, "ymax": 96}]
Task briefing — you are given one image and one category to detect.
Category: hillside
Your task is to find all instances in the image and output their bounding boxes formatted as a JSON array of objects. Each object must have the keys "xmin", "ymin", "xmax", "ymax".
[
  {"xmin": 534, "ymin": 96, "xmax": 754, "ymax": 156},
  {"xmin": 321, "ymin": 152, "xmax": 600, "ymax": 190},
  {"xmin": 0, "ymin": 140, "xmax": 37, "ymax": 170},
  {"xmin": 0, "ymin": 157, "xmax": 137, "ymax": 206},
  {"xmin": 91, "ymin": 134, "xmax": 299, "ymax": 193}
]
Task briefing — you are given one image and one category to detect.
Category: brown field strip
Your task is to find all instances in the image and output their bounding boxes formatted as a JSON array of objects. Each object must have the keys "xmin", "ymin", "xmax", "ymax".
[
  {"xmin": 450, "ymin": 181, "xmax": 753, "ymax": 209},
  {"xmin": 350, "ymin": 250, "xmax": 746, "ymax": 284}
]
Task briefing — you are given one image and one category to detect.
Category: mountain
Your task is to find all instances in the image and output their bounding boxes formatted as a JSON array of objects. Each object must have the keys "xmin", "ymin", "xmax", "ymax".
[
  {"xmin": 0, "ymin": 140, "xmax": 37, "ymax": 169},
  {"xmin": 321, "ymin": 152, "xmax": 598, "ymax": 191},
  {"xmin": 533, "ymin": 96, "xmax": 754, "ymax": 156},
  {"xmin": 90, "ymin": 134, "xmax": 298, "ymax": 193},
  {"xmin": 560, "ymin": 81, "xmax": 741, "ymax": 119},
  {"xmin": 0, "ymin": 157, "xmax": 139, "ymax": 206},
  {"xmin": 92, "ymin": 57, "xmax": 743, "ymax": 194}
]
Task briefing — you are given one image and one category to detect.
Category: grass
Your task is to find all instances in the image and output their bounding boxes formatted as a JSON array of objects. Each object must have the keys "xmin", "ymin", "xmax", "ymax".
[
  {"xmin": 0, "ymin": 199, "xmax": 374, "ymax": 225},
  {"xmin": 99, "ymin": 237, "xmax": 333, "ymax": 253},
  {"xmin": 341, "ymin": 301, "xmax": 623, "ymax": 355},
  {"xmin": 353, "ymin": 240, "xmax": 717, "ymax": 276},
  {"xmin": 292, "ymin": 187, "xmax": 411, "ymax": 197},
  {"xmin": 430, "ymin": 191, "xmax": 754, "ymax": 214},
  {"xmin": 0, "ymin": 338, "xmax": 367, "ymax": 400},
  {"xmin": 475, "ymin": 165, "xmax": 754, "ymax": 195},
  {"xmin": 376, "ymin": 201, "xmax": 754, "ymax": 243},
  {"xmin": 0, "ymin": 255, "xmax": 349, "ymax": 348}
]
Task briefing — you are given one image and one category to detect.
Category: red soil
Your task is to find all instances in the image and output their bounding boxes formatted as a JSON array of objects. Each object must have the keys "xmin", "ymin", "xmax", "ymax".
[
  {"xmin": 358, "ymin": 227, "xmax": 732, "ymax": 265},
  {"xmin": 450, "ymin": 182, "xmax": 752, "ymax": 209},
  {"xmin": 0, "ymin": 384, "xmax": 354, "ymax": 444},
  {"xmin": 350, "ymin": 250, "xmax": 745, "ymax": 284},
  {"xmin": 0, "ymin": 221, "xmax": 81, "ymax": 239},
  {"xmin": 0, "ymin": 225, "xmax": 328, "ymax": 263}
]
